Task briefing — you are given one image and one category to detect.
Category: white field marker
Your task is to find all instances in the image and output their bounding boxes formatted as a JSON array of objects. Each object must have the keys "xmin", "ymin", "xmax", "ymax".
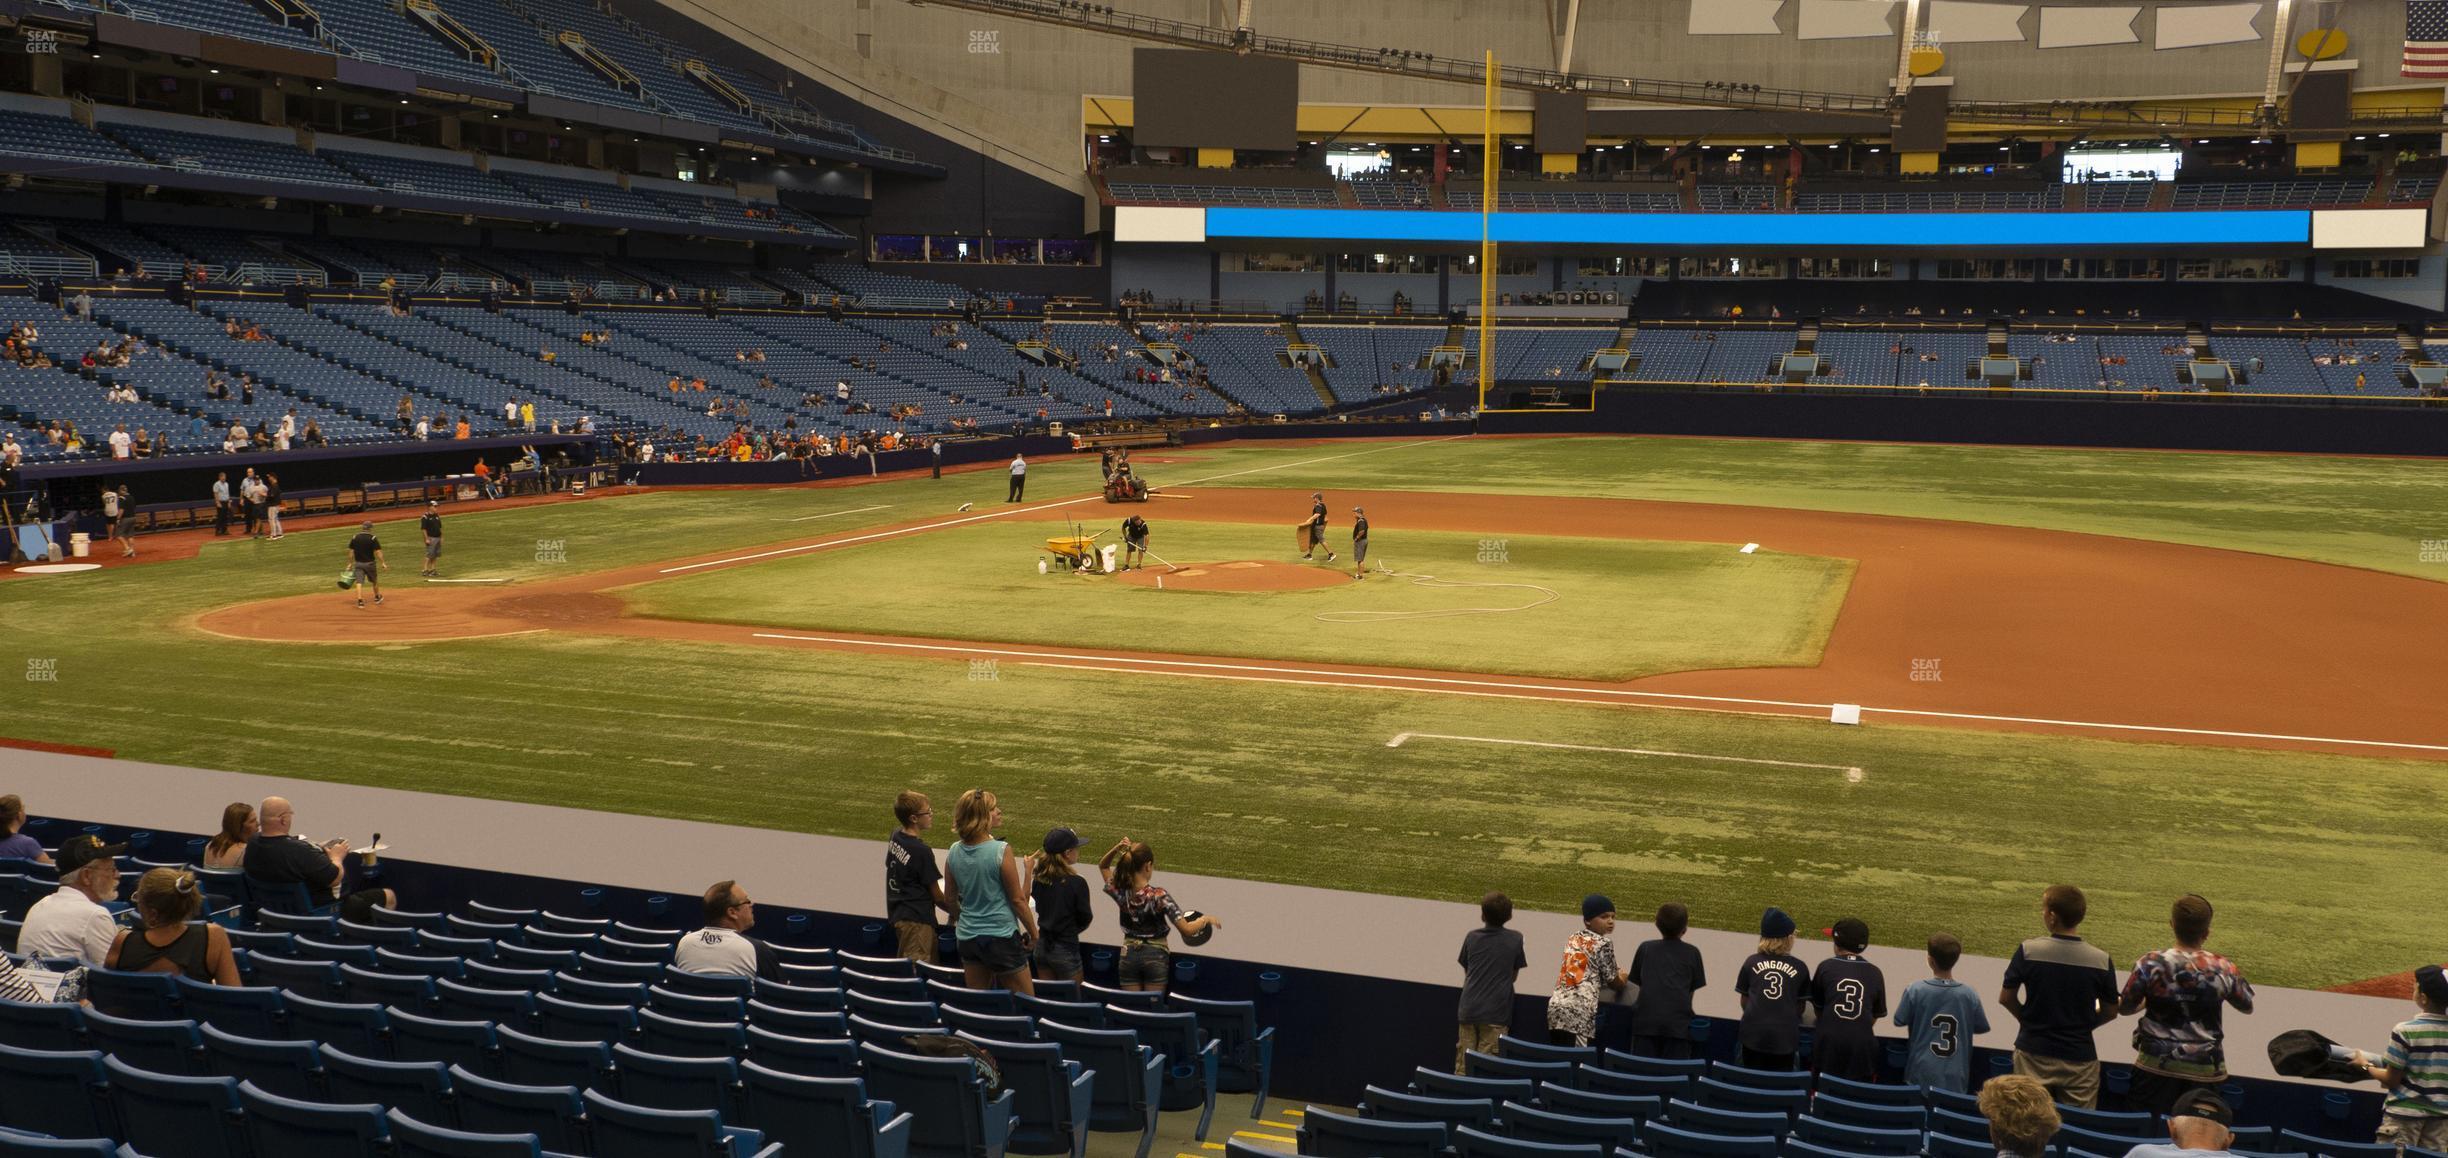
[
  {"xmin": 1386, "ymin": 731, "xmax": 1864, "ymax": 778},
  {"xmin": 424, "ymin": 577, "xmax": 514, "ymax": 584}
]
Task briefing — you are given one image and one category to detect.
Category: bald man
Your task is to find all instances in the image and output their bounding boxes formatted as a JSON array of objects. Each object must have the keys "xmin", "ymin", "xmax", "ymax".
[{"xmin": 243, "ymin": 795, "xmax": 396, "ymax": 922}]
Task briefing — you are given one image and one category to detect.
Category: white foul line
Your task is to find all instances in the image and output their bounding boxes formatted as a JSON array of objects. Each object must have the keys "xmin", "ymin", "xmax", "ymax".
[
  {"xmin": 783, "ymin": 504, "xmax": 892, "ymax": 523},
  {"xmin": 743, "ymin": 632, "xmax": 2448, "ymax": 755},
  {"xmin": 1386, "ymin": 731, "xmax": 1863, "ymax": 775},
  {"xmin": 423, "ymin": 578, "xmax": 514, "ymax": 584},
  {"xmin": 656, "ymin": 435, "xmax": 1466, "ymax": 575}
]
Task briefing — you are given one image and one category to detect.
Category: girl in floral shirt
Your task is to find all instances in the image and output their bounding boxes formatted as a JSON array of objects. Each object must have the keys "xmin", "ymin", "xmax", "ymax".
[{"xmin": 1547, "ymin": 894, "xmax": 1628, "ymax": 1046}]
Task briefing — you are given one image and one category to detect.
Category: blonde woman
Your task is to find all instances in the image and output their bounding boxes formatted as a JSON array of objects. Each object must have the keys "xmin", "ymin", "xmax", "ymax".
[
  {"xmin": 202, "ymin": 802, "xmax": 256, "ymax": 869},
  {"xmin": 940, "ymin": 789, "xmax": 1039, "ymax": 994},
  {"xmin": 1097, "ymin": 838, "xmax": 1220, "ymax": 992},
  {"xmin": 106, "ymin": 868, "xmax": 240, "ymax": 985}
]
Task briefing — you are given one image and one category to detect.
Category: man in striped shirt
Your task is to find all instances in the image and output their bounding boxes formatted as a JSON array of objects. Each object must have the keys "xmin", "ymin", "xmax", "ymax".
[{"xmin": 2365, "ymin": 964, "xmax": 2448, "ymax": 1151}]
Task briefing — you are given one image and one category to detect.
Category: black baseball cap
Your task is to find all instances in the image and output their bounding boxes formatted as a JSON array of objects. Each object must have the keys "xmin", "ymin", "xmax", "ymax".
[
  {"xmin": 55, "ymin": 834, "xmax": 128, "ymax": 874},
  {"xmin": 2169, "ymin": 1089, "xmax": 2233, "ymax": 1126},
  {"xmin": 2418, "ymin": 964, "xmax": 2448, "ymax": 1008}
]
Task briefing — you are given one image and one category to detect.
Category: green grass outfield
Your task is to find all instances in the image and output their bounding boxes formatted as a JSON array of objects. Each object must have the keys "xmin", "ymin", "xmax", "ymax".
[
  {"xmin": 6, "ymin": 434, "xmax": 2447, "ymax": 988},
  {"xmin": 623, "ymin": 522, "xmax": 1855, "ymax": 681}
]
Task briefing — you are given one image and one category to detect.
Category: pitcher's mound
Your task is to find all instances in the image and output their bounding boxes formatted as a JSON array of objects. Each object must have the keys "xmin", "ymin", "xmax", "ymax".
[{"xmin": 1111, "ymin": 559, "xmax": 1351, "ymax": 592}]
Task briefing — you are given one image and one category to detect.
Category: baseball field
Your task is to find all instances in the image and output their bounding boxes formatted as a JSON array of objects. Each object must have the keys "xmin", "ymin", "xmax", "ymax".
[{"xmin": 7, "ymin": 433, "xmax": 2447, "ymax": 990}]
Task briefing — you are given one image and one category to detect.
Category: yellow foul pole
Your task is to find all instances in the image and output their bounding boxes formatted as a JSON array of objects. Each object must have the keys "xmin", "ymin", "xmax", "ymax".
[{"xmin": 1478, "ymin": 48, "xmax": 1497, "ymax": 411}]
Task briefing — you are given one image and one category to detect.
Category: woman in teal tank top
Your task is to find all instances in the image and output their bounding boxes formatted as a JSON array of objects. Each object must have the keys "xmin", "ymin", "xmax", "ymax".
[{"xmin": 943, "ymin": 788, "xmax": 1042, "ymax": 993}]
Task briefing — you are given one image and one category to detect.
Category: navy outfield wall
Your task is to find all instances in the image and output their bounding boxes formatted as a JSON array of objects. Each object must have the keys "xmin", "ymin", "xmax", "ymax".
[
  {"xmin": 34, "ymin": 814, "xmax": 2392, "ymax": 1135},
  {"xmin": 1477, "ymin": 389, "xmax": 2448, "ymax": 456}
]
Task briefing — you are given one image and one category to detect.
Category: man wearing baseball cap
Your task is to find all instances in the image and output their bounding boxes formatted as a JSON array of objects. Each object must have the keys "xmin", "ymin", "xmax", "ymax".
[
  {"xmin": 419, "ymin": 502, "xmax": 443, "ymax": 578},
  {"xmin": 17, "ymin": 834, "xmax": 127, "ymax": 963},
  {"xmin": 2123, "ymin": 1089, "xmax": 2242, "ymax": 1158},
  {"xmin": 346, "ymin": 520, "xmax": 385, "ymax": 607},
  {"xmin": 2366, "ymin": 964, "xmax": 2448, "ymax": 1151}
]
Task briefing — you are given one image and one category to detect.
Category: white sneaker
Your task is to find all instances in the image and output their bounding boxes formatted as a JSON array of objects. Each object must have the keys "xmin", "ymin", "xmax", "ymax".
[{"xmin": 1326, "ymin": 552, "xmax": 1336, "ymax": 562}]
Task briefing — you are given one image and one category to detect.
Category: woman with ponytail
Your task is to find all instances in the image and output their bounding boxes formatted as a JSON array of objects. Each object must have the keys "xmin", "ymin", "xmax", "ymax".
[
  {"xmin": 1096, "ymin": 838, "xmax": 1220, "ymax": 992},
  {"xmin": 106, "ymin": 868, "xmax": 239, "ymax": 984}
]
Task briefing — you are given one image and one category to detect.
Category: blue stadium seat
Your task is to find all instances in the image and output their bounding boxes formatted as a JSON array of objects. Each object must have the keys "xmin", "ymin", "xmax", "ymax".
[
  {"xmin": 2056, "ymin": 1123, "xmax": 2163, "ymax": 1154},
  {"xmin": 849, "ymin": 1014, "xmax": 937, "ymax": 1049},
  {"xmin": 594, "ymin": 938, "xmax": 676, "ymax": 966},
  {"xmin": 1501, "ymin": 1036, "xmax": 1599, "ymax": 1066},
  {"xmin": 0, "ymin": 1045, "xmax": 115, "ymax": 1141},
  {"xmin": 340, "ymin": 964, "xmax": 439, "ymax": 1011},
  {"xmin": 1500, "ymin": 1100, "xmax": 1642, "ymax": 1153},
  {"xmin": 1298, "ymin": 1106, "xmax": 1449, "ymax": 1158},
  {"xmin": 745, "ymin": 1001, "xmax": 847, "ymax": 1040},
  {"xmin": 2057, "ymin": 1107, "xmax": 2159, "ymax": 1136},
  {"xmin": 1014, "ymin": 995, "xmax": 1104, "ymax": 1029},
  {"xmin": 954, "ymin": 1032, "xmax": 1090, "ymax": 1158},
  {"xmin": 1666, "ymin": 1099, "xmax": 1792, "ymax": 1138},
  {"xmin": 377, "ymin": 950, "xmax": 469, "ymax": 980},
  {"xmin": 199, "ymin": 1023, "xmax": 325, "ymax": 1101},
  {"xmin": 417, "ymin": 934, "xmax": 497, "ymax": 963},
  {"xmin": 741, "ymin": 1026, "xmax": 859, "ymax": 1079},
  {"xmin": 1642, "ymin": 1121, "xmax": 1784, "ymax": 1158},
  {"xmin": 1101, "ymin": 1006, "xmax": 1219, "ymax": 1139},
  {"xmin": 389, "ymin": 1008, "xmax": 501, "ymax": 1076},
  {"xmin": 101, "ymin": 1056, "xmax": 246, "ymax": 1158},
  {"xmin": 1029, "ymin": 1020, "xmax": 1160, "ymax": 1157},
  {"xmin": 1790, "ymin": 1115, "xmax": 1923, "ymax": 1156},
  {"xmin": 464, "ymin": 904, "xmax": 539, "ymax": 926},
  {"xmin": 750, "ymin": 980, "xmax": 842, "ymax": 1013},
  {"xmin": 446, "ymin": 916, "xmax": 523, "ymax": 943},
  {"xmin": 384, "ymin": 1108, "xmax": 558, "ymax": 1158},
  {"xmin": 611, "ymin": 1044, "xmax": 747, "ymax": 1118},
  {"xmin": 777, "ymin": 964, "xmax": 843, "ymax": 990},
  {"xmin": 1925, "ymin": 1089, "xmax": 1985, "ymax": 1118},
  {"xmin": 660, "ymin": 968, "xmax": 754, "ymax": 1001},
  {"xmin": 547, "ymin": 974, "xmax": 646, "ymax": 1007},
  {"xmin": 320, "ymin": 1045, "xmax": 456, "ymax": 1126},
  {"xmin": 1413, "ymin": 1068, "xmax": 1536, "ymax": 1105},
  {"xmin": 1165, "ymin": 992, "xmax": 1274, "ymax": 1112},
  {"xmin": 372, "ymin": 906, "xmax": 448, "ymax": 933},
  {"xmin": 1711, "ymin": 1064, "xmax": 1813, "ymax": 1092},
  {"xmin": 463, "ymin": 962, "xmax": 555, "ymax": 992},
  {"xmin": 1783, "ymin": 1140, "xmax": 1889, "ymax": 1158},
  {"xmin": 847, "ymin": 991, "xmax": 941, "ymax": 1028},
  {"xmin": 576, "ymin": 954, "xmax": 662, "ymax": 985},
  {"xmin": 1582, "ymin": 1068, "xmax": 1694, "ymax": 1101},
  {"xmin": 437, "ymin": 980, "xmax": 539, "ymax": 1028},
  {"xmin": 281, "ymin": 993, "xmax": 391, "ymax": 1057},
  {"xmin": 1928, "ymin": 1106, "xmax": 1991, "ymax": 1141},
  {"xmin": 1698, "ymin": 1078, "xmax": 1809, "ymax": 1117},
  {"xmin": 293, "ymin": 936, "xmax": 380, "ymax": 968},
  {"xmin": 836, "ymin": 953, "xmax": 914, "ymax": 978},
  {"xmin": 534, "ymin": 992, "xmax": 638, "ymax": 1043},
  {"xmin": 255, "ymin": 912, "xmax": 337, "ymax": 939},
  {"xmin": 1814, "ymin": 1076, "xmax": 1922, "ymax": 1108},
  {"xmin": 1927, "ymin": 1131, "xmax": 1996, "ymax": 1158},
  {"xmin": 335, "ymin": 918, "xmax": 420, "ymax": 948},
  {"xmin": 2280, "ymin": 1132, "xmax": 2401, "ymax": 1158},
  {"xmin": 1541, "ymin": 1087, "xmax": 1663, "ymax": 1122},
  {"xmin": 448, "ymin": 1068, "xmax": 589, "ymax": 1154},
  {"xmin": 532, "ymin": 912, "xmax": 610, "ymax": 937},
  {"xmin": 1466, "ymin": 1050, "xmax": 1574, "ymax": 1088},
  {"xmin": 1080, "ymin": 983, "xmax": 1166, "ymax": 1011},
  {"xmin": 1807, "ymin": 1095, "xmax": 1925, "ymax": 1132},
  {"xmin": 0, "ymin": 1130, "xmax": 120, "ymax": 1157},
  {"xmin": 82, "ymin": 969, "xmax": 180, "ymax": 1022},
  {"xmin": 251, "ymin": 886, "xmax": 334, "ymax": 921},
  {"xmin": 939, "ymin": 1006, "xmax": 1035, "ymax": 1042},
  {"xmin": 79, "ymin": 1009, "xmax": 205, "ymax": 1075},
  {"xmin": 844, "ymin": 972, "xmax": 930, "ymax": 1001},
  {"xmin": 734, "ymin": 1062, "xmax": 915, "ymax": 1158},
  {"xmin": 248, "ymin": 954, "xmax": 347, "ymax": 1001},
  {"xmin": 2226, "ymin": 1127, "xmax": 2278, "ymax": 1152},
  {"xmin": 638, "ymin": 1009, "xmax": 749, "ymax": 1059},
  {"xmin": 1363, "ymin": 1085, "xmax": 1499, "ymax": 1134},
  {"xmin": 0, "ymin": 999, "xmax": 86, "ymax": 1052},
  {"xmin": 857, "ymin": 1042, "xmax": 1017, "ymax": 1158},
  {"xmin": 495, "ymin": 1027, "xmax": 612, "ymax": 1090},
  {"xmin": 237, "ymin": 1080, "xmax": 389, "ymax": 1156},
  {"xmin": 493, "ymin": 945, "xmax": 580, "ymax": 973},
  {"xmin": 926, "ymin": 982, "xmax": 1017, "ymax": 1015},
  {"xmin": 1453, "ymin": 1123, "xmax": 1616, "ymax": 1158},
  {"xmin": 581, "ymin": 1089, "xmax": 780, "ymax": 1158},
  {"xmin": 645, "ymin": 988, "xmax": 742, "ymax": 1022}
]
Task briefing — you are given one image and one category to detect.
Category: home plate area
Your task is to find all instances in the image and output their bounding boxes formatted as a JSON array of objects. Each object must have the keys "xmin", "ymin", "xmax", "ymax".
[{"xmin": 1111, "ymin": 559, "xmax": 1352, "ymax": 591}]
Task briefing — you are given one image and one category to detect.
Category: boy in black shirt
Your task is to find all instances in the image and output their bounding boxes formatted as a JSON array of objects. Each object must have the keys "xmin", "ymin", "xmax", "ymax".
[
  {"xmin": 1812, "ymin": 916, "xmax": 1889, "ymax": 1082},
  {"xmin": 419, "ymin": 503, "xmax": 443, "ymax": 577},
  {"xmin": 1627, "ymin": 901, "xmax": 1707, "ymax": 1059},
  {"xmin": 885, "ymin": 790, "xmax": 951, "ymax": 964},
  {"xmin": 1455, "ymin": 891, "xmax": 1527, "ymax": 1072},
  {"xmin": 1735, "ymin": 906, "xmax": 1811, "ymax": 1071}
]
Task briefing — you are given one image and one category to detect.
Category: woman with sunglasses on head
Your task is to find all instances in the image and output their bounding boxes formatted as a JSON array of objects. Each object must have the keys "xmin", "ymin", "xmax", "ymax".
[
  {"xmin": 106, "ymin": 868, "xmax": 240, "ymax": 985},
  {"xmin": 941, "ymin": 789, "xmax": 1040, "ymax": 994}
]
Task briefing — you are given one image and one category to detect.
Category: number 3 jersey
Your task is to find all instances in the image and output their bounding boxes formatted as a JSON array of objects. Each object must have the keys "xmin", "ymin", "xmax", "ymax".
[
  {"xmin": 1811, "ymin": 953, "xmax": 1890, "ymax": 1080},
  {"xmin": 1734, "ymin": 951, "xmax": 1812, "ymax": 1055},
  {"xmin": 1893, "ymin": 976, "xmax": 1993, "ymax": 1092}
]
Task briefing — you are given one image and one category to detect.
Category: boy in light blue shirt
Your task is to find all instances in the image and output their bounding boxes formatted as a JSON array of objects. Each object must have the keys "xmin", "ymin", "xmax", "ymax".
[{"xmin": 1894, "ymin": 932, "xmax": 1992, "ymax": 1091}]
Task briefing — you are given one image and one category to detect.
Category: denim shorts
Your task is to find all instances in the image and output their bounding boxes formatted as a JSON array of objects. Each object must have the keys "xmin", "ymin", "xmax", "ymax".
[
  {"xmin": 959, "ymin": 933, "xmax": 1031, "ymax": 976},
  {"xmin": 1118, "ymin": 941, "xmax": 1170, "ymax": 987},
  {"xmin": 1033, "ymin": 937, "xmax": 1083, "ymax": 978}
]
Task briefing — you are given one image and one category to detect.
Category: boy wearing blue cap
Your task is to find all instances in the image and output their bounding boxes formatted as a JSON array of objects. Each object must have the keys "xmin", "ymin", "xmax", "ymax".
[
  {"xmin": 1547, "ymin": 894, "xmax": 1628, "ymax": 1047},
  {"xmin": 1736, "ymin": 906, "xmax": 1812, "ymax": 1071}
]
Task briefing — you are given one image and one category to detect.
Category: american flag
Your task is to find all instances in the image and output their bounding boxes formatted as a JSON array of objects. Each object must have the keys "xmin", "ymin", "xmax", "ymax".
[{"xmin": 2408, "ymin": 1, "xmax": 2448, "ymax": 79}]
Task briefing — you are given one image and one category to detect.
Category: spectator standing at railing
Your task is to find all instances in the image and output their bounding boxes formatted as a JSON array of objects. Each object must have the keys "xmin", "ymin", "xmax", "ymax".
[
  {"xmin": 2119, "ymin": 894, "xmax": 2253, "ymax": 1115},
  {"xmin": 210, "ymin": 472, "xmax": 232, "ymax": 536}
]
